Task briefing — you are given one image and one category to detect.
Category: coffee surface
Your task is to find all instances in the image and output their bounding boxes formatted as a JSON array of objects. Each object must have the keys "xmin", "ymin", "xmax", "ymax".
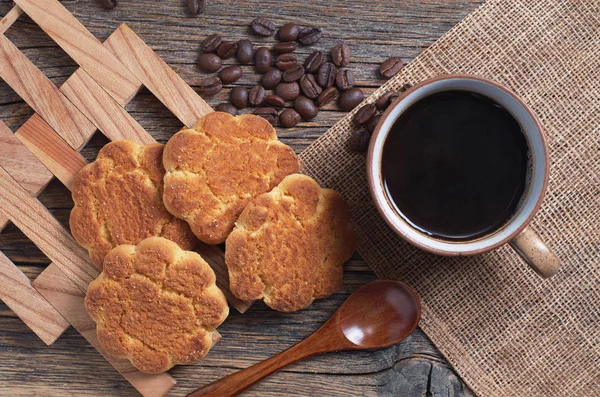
[{"xmin": 382, "ymin": 91, "xmax": 528, "ymax": 241}]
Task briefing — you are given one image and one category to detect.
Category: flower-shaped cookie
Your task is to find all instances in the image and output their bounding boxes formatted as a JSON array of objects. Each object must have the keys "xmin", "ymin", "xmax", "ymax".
[
  {"xmin": 85, "ymin": 237, "xmax": 229, "ymax": 373},
  {"xmin": 70, "ymin": 140, "xmax": 197, "ymax": 269},
  {"xmin": 162, "ymin": 112, "xmax": 299, "ymax": 245},
  {"xmin": 226, "ymin": 174, "xmax": 356, "ymax": 312}
]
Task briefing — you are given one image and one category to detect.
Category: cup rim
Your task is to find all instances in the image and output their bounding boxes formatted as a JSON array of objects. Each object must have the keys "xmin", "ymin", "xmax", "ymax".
[{"xmin": 366, "ymin": 74, "xmax": 549, "ymax": 256}]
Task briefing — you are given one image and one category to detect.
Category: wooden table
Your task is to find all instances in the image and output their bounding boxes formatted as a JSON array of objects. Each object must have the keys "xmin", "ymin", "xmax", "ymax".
[{"xmin": 0, "ymin": 0, "xmax": 482, "ymax": 395}]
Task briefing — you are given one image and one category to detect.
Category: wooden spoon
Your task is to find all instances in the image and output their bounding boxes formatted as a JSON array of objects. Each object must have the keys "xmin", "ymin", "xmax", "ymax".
[{"xmin": 187, "ymin": 279, "xmax": 421, "ymax": 397}]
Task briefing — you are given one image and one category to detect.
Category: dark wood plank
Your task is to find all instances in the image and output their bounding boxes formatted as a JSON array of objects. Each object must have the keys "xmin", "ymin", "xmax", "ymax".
[{"xmin": 0, "ymin": 0, "xmax": 483, "ymax": 395}]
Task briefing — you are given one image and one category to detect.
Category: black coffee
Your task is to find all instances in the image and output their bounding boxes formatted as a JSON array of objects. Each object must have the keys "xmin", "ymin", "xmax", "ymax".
[{"xmin": 382, "ymin": 90, "xmax": 528, "ymax": 241}]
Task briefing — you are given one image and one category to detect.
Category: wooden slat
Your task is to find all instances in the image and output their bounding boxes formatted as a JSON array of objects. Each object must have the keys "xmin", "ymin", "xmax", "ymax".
[
  {"xmin": 0, "ymin": 166, "xmax": 99, "ymax": 292},
  {"xmin": 0, "ymin": 113, "xmax": 54, "ymax": 251},
  {"xmin": 106, "ymin": 24, "xmax": 213, "ymax": 128},
  {"xmin": 0, "ymin": 34, "xmax": 94, "ymax": 149},
  {"xmin": 32, "ymin": 264, "xmax": 177, "ymax": 397},
  {"xmin": 0, "ymin": 251, "xmax": 69, "ymax": 345},
  {"xmin": 13, "ymin": 0, "xmax": 141, "ymax": 106},
  {"xmin": 61, "ymin": 69, "xmax": 154, "ymax": 145},
  {"xmin": 0, "ymin": 213, "xmax": 8, "ymax": 233},
  {"xmin": 0, "ymin": 119, "xmax": 63, "ymax": 345},
  {"xmin": 196, "ymin": 244, "xmax": 252, "ymax": 313},
  {"xmin": 0, "ymin": 120, "xmax": 53, "ymax": 197},
  {"xmin": 15, "ymin": 115, "xmax": 87, "ymax": 191},
  {"xmin": 0, "ymin": 6, "xmax": 24, "ymax": 35}
]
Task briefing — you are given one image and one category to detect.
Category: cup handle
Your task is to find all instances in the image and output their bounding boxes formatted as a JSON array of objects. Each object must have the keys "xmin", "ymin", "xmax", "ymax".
[{"xmin": 509, "ymin": 226, "xmax": 560, "ymax": 278}]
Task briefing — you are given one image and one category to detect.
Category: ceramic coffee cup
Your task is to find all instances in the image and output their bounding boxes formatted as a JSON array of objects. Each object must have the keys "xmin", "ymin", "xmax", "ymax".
[{"xmin": 367, "ymin": 74, "xmax": 560, "ymax": 278}]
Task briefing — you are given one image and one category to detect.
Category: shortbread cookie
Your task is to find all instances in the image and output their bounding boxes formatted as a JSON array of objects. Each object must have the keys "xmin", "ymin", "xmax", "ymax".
[
  {"xmin": 226, "ymin": 174, "xmax": 355, "ymax": 312},
  {"xmin": 85, "ymin": 237, "xmax": 229, "ymax": 374},
  {"xmin": 162, "ymin": 112, "xmax": 299, "ymax": 245},
  {"xmin": 70, "ymin": 140, "xmax": 197, "ymax": 269}
]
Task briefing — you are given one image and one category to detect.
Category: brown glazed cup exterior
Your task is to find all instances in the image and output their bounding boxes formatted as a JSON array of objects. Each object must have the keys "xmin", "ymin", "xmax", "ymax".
[{"xmin": 367, "ymin": 74, "xmax": 560, "ymax": 278}]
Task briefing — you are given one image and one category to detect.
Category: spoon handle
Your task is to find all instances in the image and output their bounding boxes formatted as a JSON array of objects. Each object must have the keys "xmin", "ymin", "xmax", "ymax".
[{"xmin": 187, "ymin": 334, "xmax": 329, "ymax": 397}]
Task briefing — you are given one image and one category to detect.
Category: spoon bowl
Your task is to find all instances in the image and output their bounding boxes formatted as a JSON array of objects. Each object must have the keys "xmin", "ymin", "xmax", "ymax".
[
  {"xmin": 337, "ymin": 280, "xmax": 420, "ymax": 348},
  {"xmin": 188, "ymin": 280, "xmax": 420, "ymax": 397}
]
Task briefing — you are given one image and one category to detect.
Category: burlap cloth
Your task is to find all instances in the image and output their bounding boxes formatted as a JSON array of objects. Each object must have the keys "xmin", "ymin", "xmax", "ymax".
[{"xmin": 299, "ymin": 0, "xmax": 600, "ymax": 395}]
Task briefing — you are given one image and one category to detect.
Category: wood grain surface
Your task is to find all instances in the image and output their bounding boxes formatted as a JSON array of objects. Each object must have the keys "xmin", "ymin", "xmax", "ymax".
[
  {"xmin": 15, "ymin": 114, "xmax": 88, "ymax": 191},
  {"xmin": 0, "ymin": 250, "xmax": 68, "ymax": 345},
  {"xmin": 13, "ymin": 0, "xmax": 141, "ymax": 105},
  {"xmin": 0, "ymin": 0, "xmax": 483, "ymax": 395},
  {"xmin": 0, "ymin": 33, "xmax": 94, "ymax": 149},
  {"xmin": 0, "ymin": 119, "xmax": 53, "ymax": 196}
]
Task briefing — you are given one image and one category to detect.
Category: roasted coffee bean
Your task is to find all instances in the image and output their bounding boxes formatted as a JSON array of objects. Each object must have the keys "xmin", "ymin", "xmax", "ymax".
[
  {"xmin": 303, "ymin": 51, "xmax": 324, "ymax": 73},
  {"xmin": 380, "ymin": 57, "xmax": 404, "ymax": 79},
  {"xmin": 299, "ymin": 74, "xmax": 322, "ymax": 99},
  {"xmin": 389, "ymin": 93, "xmax": 400, "ymax": 105},
  {"xmin": 236, "ymin": 39, "xmax": 254, "ymax": 64},
  {"xmin": 298, "ymin": 27, "xmax": 322, "ymax": 45},
  {"xmin": 261, "ymin": 68, "xmax": 283, "ymax": 89},
  {"xmin": 101, "ymin": 0, "xmax": 117, "ymax": 10},
  {"xmin": 248, "ymin": 86, "xmax": 266, "ymax": 106},
  {"xmin": 279, "ymin": 109, "xmax": 301, "ymax": 127},
  {"xmin": 283, "ymin": 64, "xmax": 305, "ymax": 82},
  {"xmin": 338, "ymin": 87, "xmax": 364, "ymax": 111},
  {"xmin": 317, "ymin": 63, "xmax": 336, "ymax": 88},
  {"xmin": 198, "ymin": 53, "xmax": 222, "ymax": 73},
  {"xmin": 294, "ymin": 96, "xmax": 318, "ymax": 120},
  {"xmin": 264, "ymin": 95, "xmax": 286, "ymax": 108},
  {"xmin": 202, "ymin": 34, "xmax": 222, "ymax": 53},
  {"xmin": 250, "ymin": 17, "xmax": 276, "ymax": 37},
  {"xmin": 278, "ymin": 22, "xmax": 300, "ymax": 42},
  {"xmin": 216, "ymin": 103, "xmax": 238, "ymax": 116},
  {"xmin": 335, "ymin": 69, "xmax": 354, "ymax": 91},
  {"xmin": 254, "ymin": 47, "xmax": 272, "ymax": 73},
  {"xmin": 200, "ymin": 76, "xmax": 223, "ymax": 97},
  {"xmin": 187, "ymin": 0, "xmax": 205, "ymax": 15},
  {"xmin": 219, "ymin": 66, "xmax": 243, "ymax": 84},
  {"xmin": 353, "ymin": 103, "xmax": 377, "ymax": 125},
  {"xmin": 375, "ymin": 91, "xmax": 395, "ymax": 109},
  {"xmin": 349, "ymin": 129, "xmax": 371, "ymax": 153},
  {"xmin": 399, "ymin": 82, "xmax": 412, "ymax": 92},
  {"xmin": 331, "ymin": 43, "xmax": 351, "ymax": 67},
  {"xmin": 273, "ymin": 42, "xmax": 296, "ymax": 54},
  {"xmin": 253, "ymin": 107, "xmax": 278, "ymax": 124},
  {"xmin": 217, "ymin": 41, "xmax": 238, "ymax": 59},
  {"xmin": 275, "ymin": 82, "xmax": 300, "ymax": 101},
  {"xmin": 316, "ymin": 86, "xmax": 338, "ymax": 107},
  {"xmin": 230, "ymin": 87, "xmax": 249, "ymax": 109},
  {"xmin": 276, "ymin": 53, "xmax": 298, "ymax": 71},
  {"xmin": 187, "ymin": 0, "xmax": 206, "ymax": 15},
  {"xmin": 366, "ymin": 113, "xmax": 382, "ymax": 133}
]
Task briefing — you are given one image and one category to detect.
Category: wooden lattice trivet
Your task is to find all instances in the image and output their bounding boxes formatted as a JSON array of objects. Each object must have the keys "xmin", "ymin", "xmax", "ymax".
[{"xmin": 0, "ymin": 1, "xmax": 252, "ymax": 395}]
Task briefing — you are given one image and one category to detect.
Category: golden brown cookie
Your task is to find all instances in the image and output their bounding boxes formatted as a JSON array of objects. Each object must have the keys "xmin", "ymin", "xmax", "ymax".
[
  {"xmin": 85, "ymin": 237, "xmax": 229, "ymax": 374},
  {"xmin": 225, "ymin": 174, "xmax": 355, "ymax": 312},
  {"xmin": 70, "ymin": 140, "xmax": 197, "ymax": 269},
  {"xmin": 162, "ymin": 112, "xmax": 299, "ymax": 245}
]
